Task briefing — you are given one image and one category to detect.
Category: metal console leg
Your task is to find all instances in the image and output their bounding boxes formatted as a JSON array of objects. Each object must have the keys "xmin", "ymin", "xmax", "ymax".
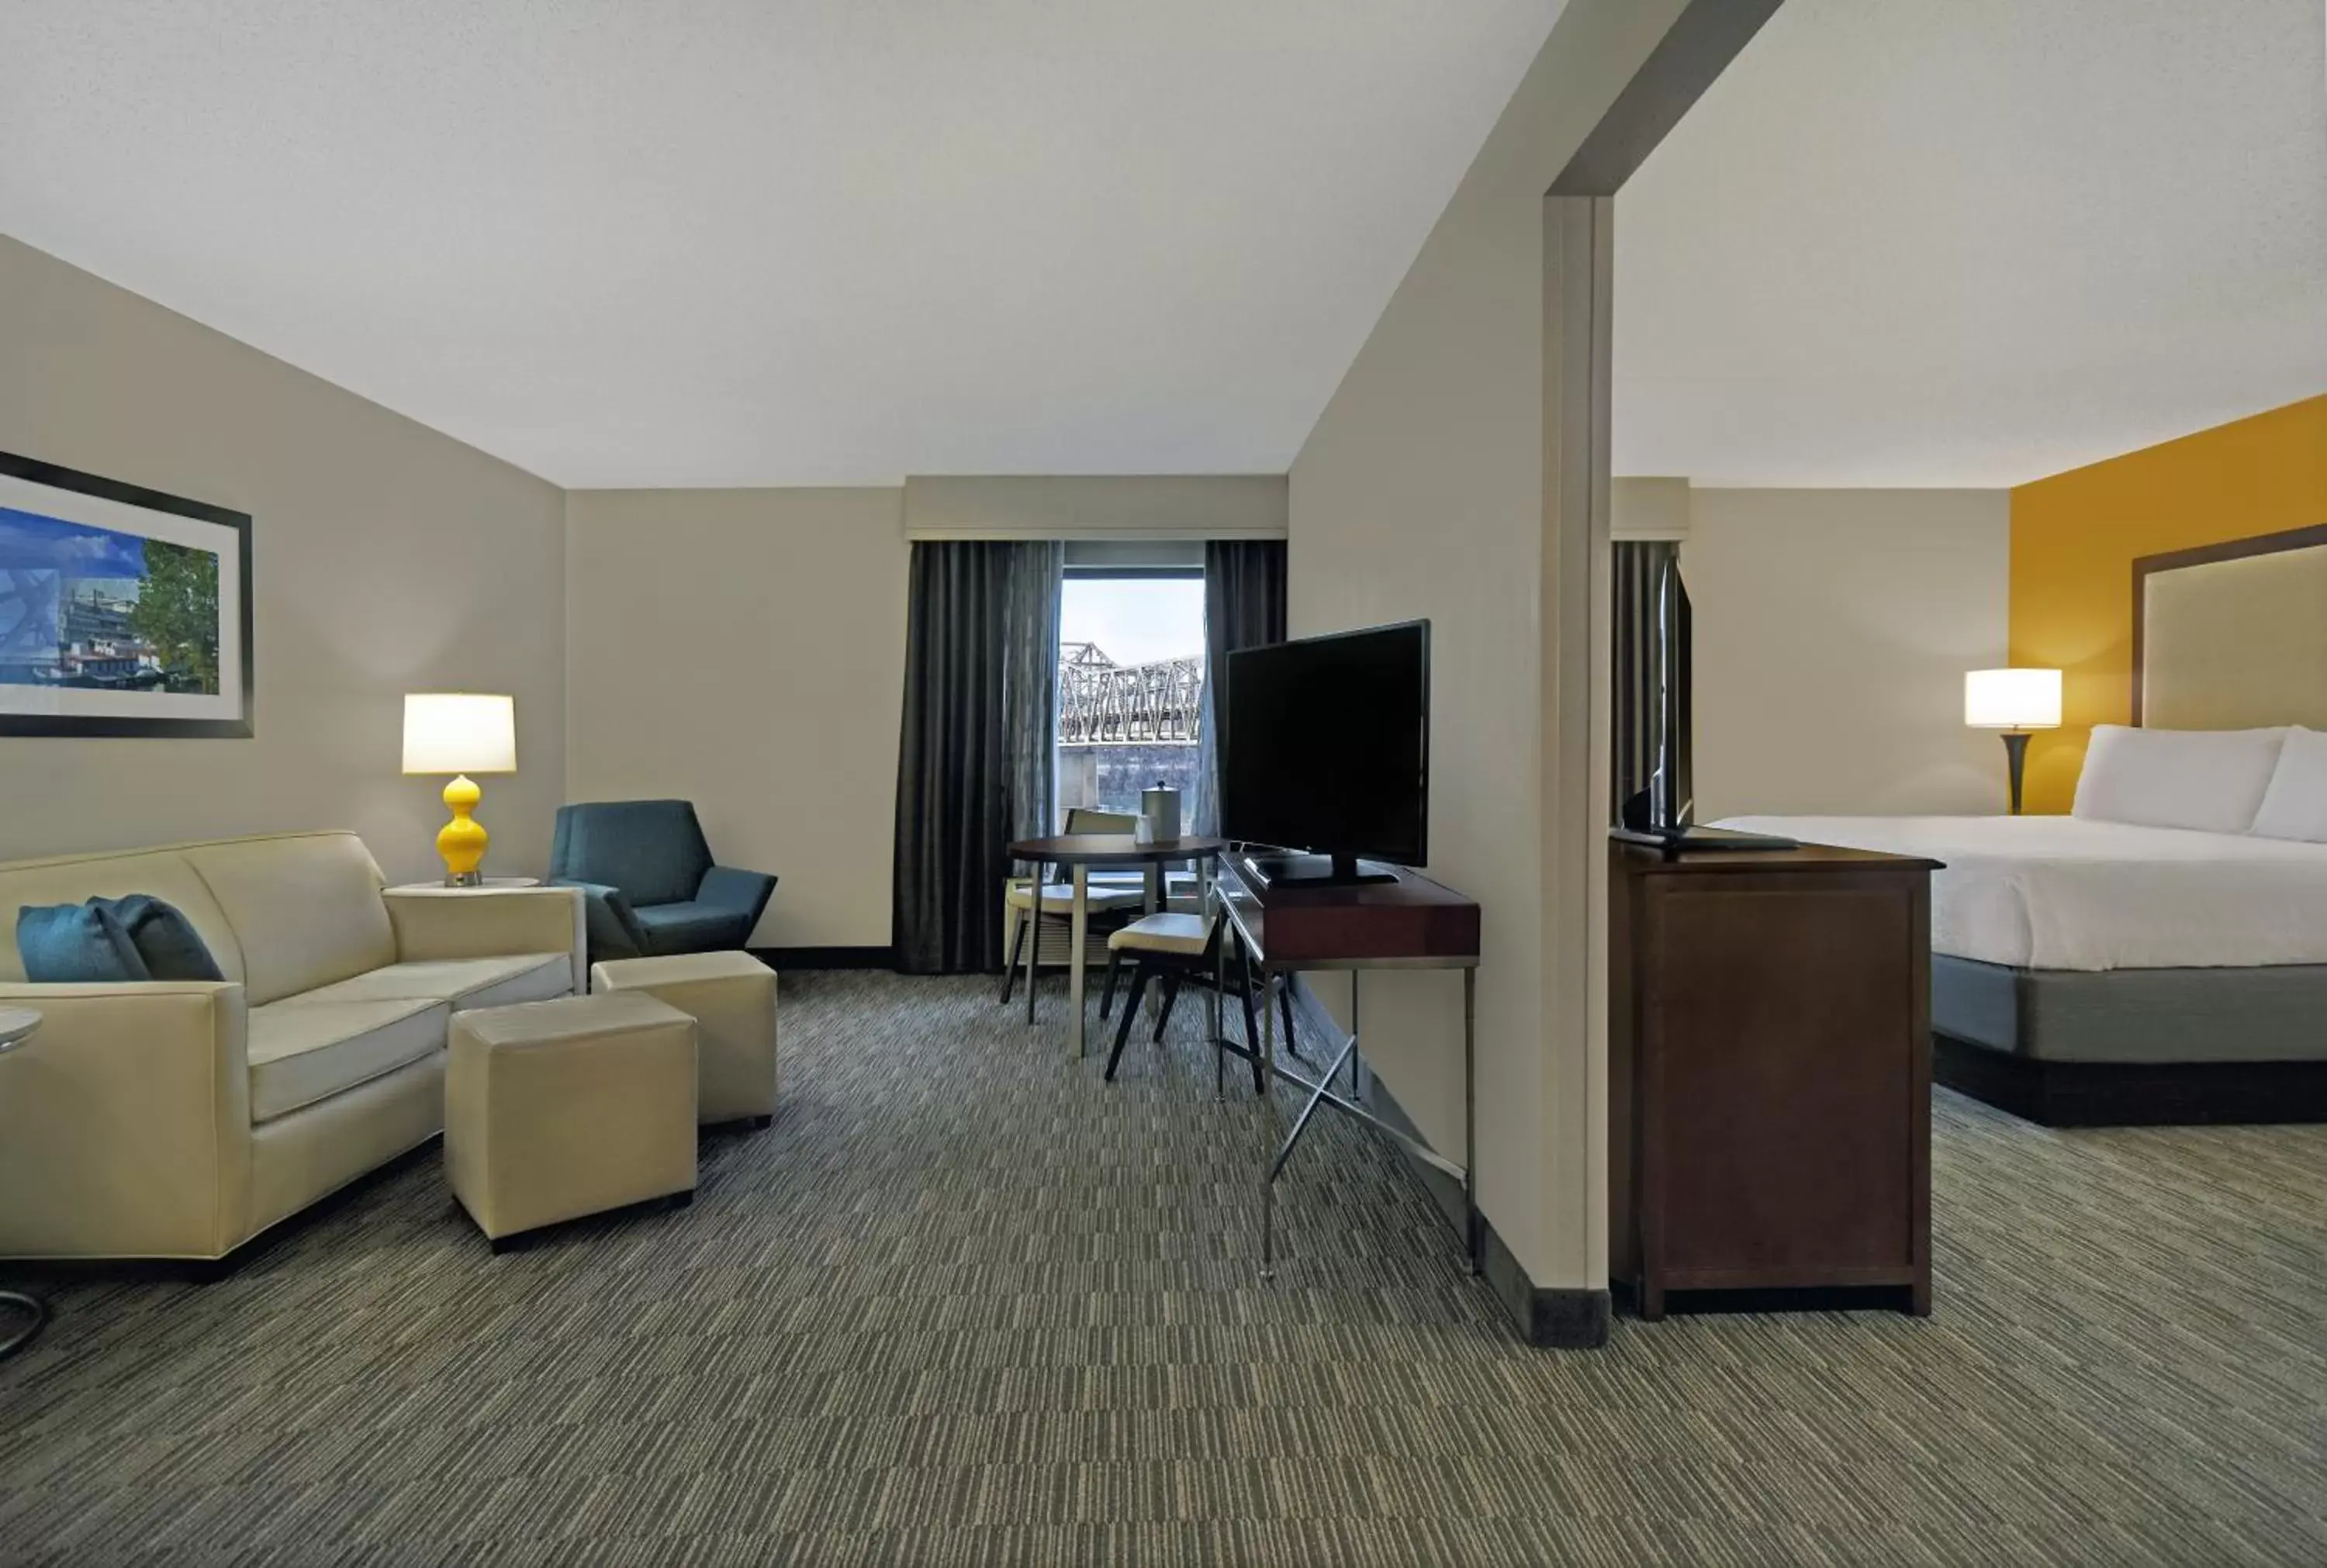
[
  {"xmin": 1263, "ymin": 1026, "xmax": 1359, "ymax": 1282},
  {"xmin": 1463, "ymin": 966, "xmax": 1478, "ymax": 1276},
  {"xmin": 1206, "ymin": 872, "xmax": 1224, "ymax": 1093}
]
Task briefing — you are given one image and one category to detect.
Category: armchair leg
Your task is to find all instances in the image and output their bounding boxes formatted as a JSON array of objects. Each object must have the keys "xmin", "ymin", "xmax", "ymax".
[
  {"xmin": 1000, "ymin": 917, "xmax": 1026, "ymax": 1005},
  {"xmin": 1107, "ymin": 966, "xmax": 1153, "ymax": 1081}
]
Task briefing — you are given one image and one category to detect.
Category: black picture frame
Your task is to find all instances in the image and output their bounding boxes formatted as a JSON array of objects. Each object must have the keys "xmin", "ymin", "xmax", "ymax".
[{"xmin": 0, "ymin": 450, "xmax": 254, "ymax": 738}]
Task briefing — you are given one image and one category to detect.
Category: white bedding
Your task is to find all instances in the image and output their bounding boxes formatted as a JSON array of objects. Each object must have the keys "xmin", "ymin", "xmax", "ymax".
[{"xmin": 1712, "ymin": 814, "xmax": 2327, "ymax": 972}]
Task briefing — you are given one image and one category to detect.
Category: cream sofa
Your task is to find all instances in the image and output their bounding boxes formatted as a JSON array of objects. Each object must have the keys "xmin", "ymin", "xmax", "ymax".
[{"xmin": 0, "ymin": 831, "xmax": 583, "ymax": 1264}]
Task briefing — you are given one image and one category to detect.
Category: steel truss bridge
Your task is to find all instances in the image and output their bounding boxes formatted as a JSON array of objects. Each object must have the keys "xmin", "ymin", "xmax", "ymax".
[{"xmin": 1058, "ymin": 642, "xmax": 1202, "ymax": 745}]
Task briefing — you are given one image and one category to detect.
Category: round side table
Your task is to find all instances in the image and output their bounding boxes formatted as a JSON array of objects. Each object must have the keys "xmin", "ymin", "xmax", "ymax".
[{"xmin": 0, "ymin": 1007, "xmax": 45, "ymax": 1359}]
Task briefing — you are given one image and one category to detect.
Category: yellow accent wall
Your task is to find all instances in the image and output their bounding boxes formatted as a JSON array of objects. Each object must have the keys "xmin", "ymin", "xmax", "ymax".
[{"xmin": 2008, "ymin": 395, "xmax": 2327, "ymax": 813}]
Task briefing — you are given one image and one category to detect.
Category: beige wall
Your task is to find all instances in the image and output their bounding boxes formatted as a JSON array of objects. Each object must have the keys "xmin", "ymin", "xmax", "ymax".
[
  {"xmin": 1683, "ymin": 488, "xmax": 2010, "ymax": 820},
  {"xmin": 0, "ymin": 237, "xmax": 566, "ymax": 881},
  {"xmin": 1288, "ymin": 0, "xmax": 1693, "ymax": 1293},
  {"xmin": 904, "ymin": 474, "xmax": 1285, "ymax": 540},
  {"xmin": 564, "ymin": 488, "xmax": 908, "ymax": 948},
  {"xmin": 1611, "ymin": 476, "xmax": 1690, "ymax": 541}
]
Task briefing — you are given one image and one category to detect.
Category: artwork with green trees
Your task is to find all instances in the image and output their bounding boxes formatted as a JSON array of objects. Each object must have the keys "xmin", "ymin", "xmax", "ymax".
[
  {"xmin": 2, "ymin": 455, "xmax": 251, "ymax": 737},
  {"xmin": 126, "ymin": 539, "xmax": 222, "ymax": 692}
]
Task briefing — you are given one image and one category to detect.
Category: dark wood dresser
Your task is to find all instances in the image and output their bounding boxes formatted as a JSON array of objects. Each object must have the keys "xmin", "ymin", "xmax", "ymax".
[{"xmin": 1610, "ymin": 838, "xmax": 1938, "ymax": 1318}]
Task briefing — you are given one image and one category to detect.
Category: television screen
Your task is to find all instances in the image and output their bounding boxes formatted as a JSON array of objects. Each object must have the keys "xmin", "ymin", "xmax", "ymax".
[
  {"xmin": 1653, "ymin": 556, "xmax": 1693, "ymax": 831},
  {"xmin": 1220, "ymin": 620, "xmax": 1430, "ymax": 867}
]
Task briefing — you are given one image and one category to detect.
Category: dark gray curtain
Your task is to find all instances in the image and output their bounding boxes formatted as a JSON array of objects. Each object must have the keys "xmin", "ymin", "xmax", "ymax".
[
  {"xmin": 1191, "ymin": 540, "xmax": 1289, "ymax": 836},
  {"xmin": 892, "ymin": 540, "xmax": 1062, "ymax": 974},
  {"xmin": 1612, "ymin": 538, "xmax": 1679, "ymax": 822},
  {"xmin": 1004, "ymin": 544, "xmax": 1063, "ymax": 847}
]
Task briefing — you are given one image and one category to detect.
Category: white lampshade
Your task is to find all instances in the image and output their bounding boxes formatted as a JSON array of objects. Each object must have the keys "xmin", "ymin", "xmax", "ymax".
[
  {"xmin": 402, "ymin": 693, "xmax": 517, "ymax": 775},
  {"xmin": 1964, "ymin": 668, "xmax": 2061, "ymax": 730}
]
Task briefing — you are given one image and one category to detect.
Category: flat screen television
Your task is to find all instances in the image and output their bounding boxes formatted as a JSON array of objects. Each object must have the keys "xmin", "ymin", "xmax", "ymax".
[
  {"xmin": 1643, "ymin": 554, "xmax": 1693, "ymax": 832},
  {"xmin": 1615, "ymin": 558, "xmax": 1793, "ymax": 855},
  {"xmin": 1219, "ymin": 620, "xmax": 1429, "ymax": 886}
]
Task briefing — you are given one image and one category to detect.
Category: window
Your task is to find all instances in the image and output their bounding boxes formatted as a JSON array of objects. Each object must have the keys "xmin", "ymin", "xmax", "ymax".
[{"xmin": 1056, "ymin": 566, "xmax": 1205, "ymax": 817}]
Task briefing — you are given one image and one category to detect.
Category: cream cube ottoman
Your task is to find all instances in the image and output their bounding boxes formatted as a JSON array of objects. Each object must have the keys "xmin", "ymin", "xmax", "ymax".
[
  {"xmin": 446, "ymin": 991, "xmax": 697, "ymax": 1251},
  {"xmin": 590, "ymin": 951, "xmax": 778, "ymax": 1128}
]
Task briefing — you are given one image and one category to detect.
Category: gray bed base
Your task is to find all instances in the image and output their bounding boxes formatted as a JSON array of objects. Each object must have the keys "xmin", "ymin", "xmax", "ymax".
[{"xmin": 1931, "ymin": 955, "xmax": 2327, "ymax": 1126}]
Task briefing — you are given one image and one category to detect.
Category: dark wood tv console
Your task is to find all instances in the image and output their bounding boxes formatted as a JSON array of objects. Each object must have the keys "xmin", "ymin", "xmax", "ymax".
[{"xmin": 1609, "ymin": 838, "xmax": 1938, "ymax": 1318}]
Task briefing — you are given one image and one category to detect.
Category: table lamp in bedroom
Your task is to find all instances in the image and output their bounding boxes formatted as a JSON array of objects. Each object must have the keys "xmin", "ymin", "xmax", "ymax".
[
  {"xmin": 1964, "ymin": 668, "xmax": 2060, "ymax": 815},
  {"xmin": 402, "ymin": 692, "xmax": 517, "ymax": 886}
]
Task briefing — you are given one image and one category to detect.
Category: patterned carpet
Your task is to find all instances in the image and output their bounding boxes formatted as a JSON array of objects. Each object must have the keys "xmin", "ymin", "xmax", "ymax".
[{"xmin": 1, "ymin": 971, "xmax": 2322, "ymax": 1566}]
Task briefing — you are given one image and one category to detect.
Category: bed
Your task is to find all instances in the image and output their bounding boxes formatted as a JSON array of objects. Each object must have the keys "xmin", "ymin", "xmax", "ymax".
[
  {"xmin": 1716, "ymin": 523, "xmax": 2327, "ymax": 1126},
  {"xmin": 1710, "ymin": 813, "xmax": 2327, "ymax": 1123}
]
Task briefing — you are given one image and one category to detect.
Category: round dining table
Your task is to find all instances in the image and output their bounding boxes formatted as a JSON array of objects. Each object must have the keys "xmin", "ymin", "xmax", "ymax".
[{"xmin": 1004, "ymin": 834, "xmax": 1229, "ymax": 1059}]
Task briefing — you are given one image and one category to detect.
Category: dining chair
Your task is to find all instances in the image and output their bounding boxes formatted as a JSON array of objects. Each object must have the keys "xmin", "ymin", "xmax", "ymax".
[
  {"xmin": 998, "ymin": 807, "xmax": 1143, "ymax": 1006},
  {"xmin": 1098, "ymin": 910, "xmax": 1292, "ymax": 1092}
]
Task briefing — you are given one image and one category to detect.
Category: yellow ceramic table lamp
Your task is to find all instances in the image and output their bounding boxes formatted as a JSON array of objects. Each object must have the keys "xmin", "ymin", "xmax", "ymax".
[{"xmin": 402, "ymin": 693, "xmax": 517, "ymax": 886}]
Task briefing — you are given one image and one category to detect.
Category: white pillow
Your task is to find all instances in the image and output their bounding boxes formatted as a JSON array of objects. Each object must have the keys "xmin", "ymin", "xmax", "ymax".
[
  {"xmin": 2250, "ymin": 727, "xmax": 2327, "ymax": 843},
  {"xmin": 2070, "ymin": 724, "xmax": 2287, "ymax": 834}
]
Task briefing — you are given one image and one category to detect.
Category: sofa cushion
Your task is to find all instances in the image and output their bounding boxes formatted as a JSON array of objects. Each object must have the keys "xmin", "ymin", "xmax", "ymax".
[
  {"xmin": 247, "ymin": 997, "xmax": 448, "ymax": 1123},
  {"xmin": 281, "ymin": 953, "xmax": 573, "ymax": 1011},
  {"xmin": 183, "ymin": 834, "xmax": 396, "ymax": 1006},
  {"xmin": 15, "ymin": 902, "xmax": 152, "ymax": 983},
  {"xmin": 634, "ymin": 901, "xmax": 752, "ymax": 953},
  {"xmin": 0, "ymin": 848, "xmax": 246, "ymax": 986}
]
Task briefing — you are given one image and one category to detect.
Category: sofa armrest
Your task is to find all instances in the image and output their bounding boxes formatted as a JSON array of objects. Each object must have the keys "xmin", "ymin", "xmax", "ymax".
[
  {"xmin": 386, "ymin": 886, "xmax": 587, "ymax": 995},
  {"xmin": 697, "ymin": 865, "xmax": 778, "ymax": 935},
  {"xmin": 549, "ymin": 878, "xmax": 649, "ymax": 964},
  {"xmin": 0, "ymin": 981, "xmax": 254, "ymax": 1260}
]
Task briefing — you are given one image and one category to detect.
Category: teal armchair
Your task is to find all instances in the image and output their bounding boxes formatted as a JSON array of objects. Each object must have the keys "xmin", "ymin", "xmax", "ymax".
[{"xmin": 548, "ymin": 800, "xmax": 777, "ymax": 962}]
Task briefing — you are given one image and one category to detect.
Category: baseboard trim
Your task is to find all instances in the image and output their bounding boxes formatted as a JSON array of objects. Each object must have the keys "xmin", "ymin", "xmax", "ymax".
[
  {"xmin": 749, "ymin": 945, "xmax": 895, "ymax": 972},
  {"xmin": 1283, "ymin": 979, "xmax": 1610, "ymax": 1350},
  {"xmin": 1478, "ymin": 1218, "xmax": 1613, "ymax": 1349}
]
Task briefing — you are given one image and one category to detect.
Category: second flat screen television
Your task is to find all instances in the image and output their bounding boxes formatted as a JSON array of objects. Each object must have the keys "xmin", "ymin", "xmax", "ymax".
[{"xmin": 1220, "ymin": 620, "xmax": 1429, "ymax": 886}]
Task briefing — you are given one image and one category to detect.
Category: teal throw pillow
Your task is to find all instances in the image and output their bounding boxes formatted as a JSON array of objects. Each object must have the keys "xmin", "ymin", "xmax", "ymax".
[
  {"xmin": 16, "ymin": 902, "xmax": 154, "ymax": 983},
  {"xmin": 93, "ymin": 895, "xmax": 225, "ymax": 983}
]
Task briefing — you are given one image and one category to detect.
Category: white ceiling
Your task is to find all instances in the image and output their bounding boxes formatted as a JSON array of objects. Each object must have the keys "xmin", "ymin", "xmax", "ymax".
[
  {"xmin": 0, "ymin": 1, "xmax": 1563, "ymax": 489},
  {"xmin": 1616, "ymin": 0, "xmax": 2327, "ymax": 488},
  {"xmin": 3, "ymin": 2, "xmax": 2321, "ymax": 492}
]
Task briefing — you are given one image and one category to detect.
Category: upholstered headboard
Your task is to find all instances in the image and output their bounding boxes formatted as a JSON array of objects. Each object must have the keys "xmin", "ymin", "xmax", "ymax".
[{"xmin": 2133, "ymin": 523, "xmax": 2327, "ymax": 730}]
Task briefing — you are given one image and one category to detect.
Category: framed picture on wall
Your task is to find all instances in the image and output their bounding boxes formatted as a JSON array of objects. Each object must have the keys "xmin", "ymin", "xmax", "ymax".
[{"xmin": 0, "ymin": 450, "xmax": 254, "ymax": 738}]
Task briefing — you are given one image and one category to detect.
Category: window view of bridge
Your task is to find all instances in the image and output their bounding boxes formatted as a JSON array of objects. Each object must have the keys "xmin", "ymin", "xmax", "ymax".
[
  {"xmin": 1055, "ymin": 575, "xmax": 1206, "ymax": 818},
  {"xmin": 1057, "ymin": 642, "xmax": 1202, "ymax": 744},
  {"xmin": 1056, "ymin": 641, "xmax": 1205, "ymax": 816}
]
